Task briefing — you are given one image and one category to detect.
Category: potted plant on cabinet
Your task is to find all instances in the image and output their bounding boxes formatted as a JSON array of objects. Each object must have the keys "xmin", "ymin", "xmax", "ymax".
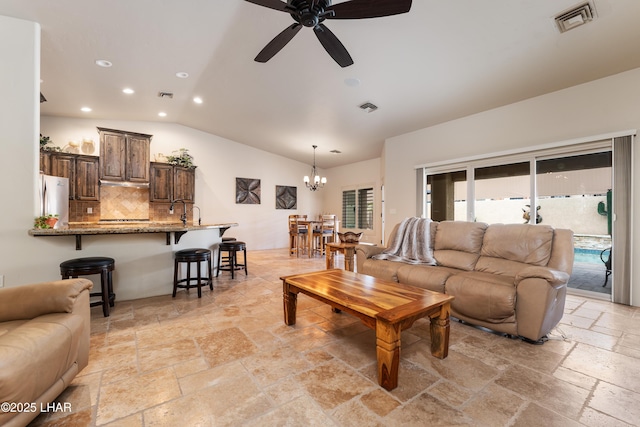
[
  {"xmin": 166, "ymin": 148, "xmax": 196, "ymax": 169},
  {"xmin": 34, "ymin": 214, "xmax": 59, "ymax": 229}
]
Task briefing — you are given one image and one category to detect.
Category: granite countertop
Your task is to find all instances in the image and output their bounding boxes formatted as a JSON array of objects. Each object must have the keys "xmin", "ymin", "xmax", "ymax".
[{"xmin": 29, "ymin": 222, "xmax": 238, "ymax": 236}]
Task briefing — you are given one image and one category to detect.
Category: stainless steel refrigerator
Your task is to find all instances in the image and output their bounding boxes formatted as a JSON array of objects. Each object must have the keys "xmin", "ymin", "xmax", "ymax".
[{"xmin": 40, "ymin": 174, "xmax": 69, "ymax": 228}]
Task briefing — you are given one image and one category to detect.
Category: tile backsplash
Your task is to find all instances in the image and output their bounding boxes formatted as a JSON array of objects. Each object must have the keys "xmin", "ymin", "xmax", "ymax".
[{"xmin": 100, "ymin": 187, "xmax": 150, "ymax": 220}]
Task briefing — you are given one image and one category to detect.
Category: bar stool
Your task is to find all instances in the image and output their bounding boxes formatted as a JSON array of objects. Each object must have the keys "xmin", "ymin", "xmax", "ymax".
[
  {"xmin": 60, "ymin": 257, "xmax": 115, "ymax": 317},
  {"xmin": 220, "ymin": 237, "xmax": 236, "ymax": 267},
  {"xmin": 216, "ymin": 241, "xmax": 247, "ymax": 279},
  {"xmin": 173, "ymin": 248, "xmax": 213, "ymax": 298}
]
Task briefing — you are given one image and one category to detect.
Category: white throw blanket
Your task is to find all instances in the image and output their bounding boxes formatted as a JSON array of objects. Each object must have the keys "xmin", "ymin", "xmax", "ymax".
[{"xmin": 372, "ymin": 217, "xmax": 436, "ymax": 265}]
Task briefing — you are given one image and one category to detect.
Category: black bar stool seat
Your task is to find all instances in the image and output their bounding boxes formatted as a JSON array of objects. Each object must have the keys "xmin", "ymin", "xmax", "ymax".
[
  {"xmin": 60, "ymin": 257, "xmax": 115, "ymax": 317},
  {"xmin": 173, "ymin": 248, "xmax": 213, "ymax": 298},
  {"xmin": 216, "ymin": 241, "xmax": 247, "ymax": 279}
]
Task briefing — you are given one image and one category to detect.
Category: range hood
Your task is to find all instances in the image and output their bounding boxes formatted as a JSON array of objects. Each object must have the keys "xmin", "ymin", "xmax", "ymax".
[{"xmin": 99, "ymin": 179, "xmax": 149, "ymax": 188}]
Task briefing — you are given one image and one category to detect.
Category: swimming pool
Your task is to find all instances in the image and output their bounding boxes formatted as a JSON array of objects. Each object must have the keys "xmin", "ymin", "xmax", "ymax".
[{"xmin": 574, "ymin": 248, "xmax": 609, "ymax": 264}]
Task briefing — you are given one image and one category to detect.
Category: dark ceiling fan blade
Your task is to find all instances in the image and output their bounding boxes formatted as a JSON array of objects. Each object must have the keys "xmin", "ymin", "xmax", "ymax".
[
  {"xmin": 326, "ymin": 0, "xmax": 412, "ymax": 19},
  {"xmin": 313, "ymin": 24, "xmax": 353, "ymax": 68},
  {"xmin": 255, "ymin": 23, "xmax": 302, "ymax": 63},
  {"xmin": 244, "ymin": 0, "xmax": 290, "ymax": 13}
]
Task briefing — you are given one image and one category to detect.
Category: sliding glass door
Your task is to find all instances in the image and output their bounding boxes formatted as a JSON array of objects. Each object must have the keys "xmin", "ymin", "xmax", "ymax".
[
  {"xmin": 422, "ymin": 141, "xmax": 617, "ymax": 298},
  {"xmin": 536, "ymin": 151, "xmax": 612, "ymax": 295}
]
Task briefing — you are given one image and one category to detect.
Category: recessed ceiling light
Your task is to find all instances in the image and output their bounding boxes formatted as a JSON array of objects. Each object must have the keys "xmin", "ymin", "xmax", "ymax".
[
  {"xmin": 122, "ymin": 88, "xmax": 134, "ymax": 94},
  {"xmin": 176, "ymin": 72, "xmax": 189, "ymax": 79},
  {"xmin": 81, "ymin": 107, "xmax": 92, "ymax": 112},
  {"xmin": 95, "ymin": 59, "xmax": 112, "ymax": 68},
  {"xmin": 158, "ymin": 112, "xmax": 167, "ymax": 117},
  {"xmin": 193, "ymin": 96, "xmax": 203, "ymax": 104}
]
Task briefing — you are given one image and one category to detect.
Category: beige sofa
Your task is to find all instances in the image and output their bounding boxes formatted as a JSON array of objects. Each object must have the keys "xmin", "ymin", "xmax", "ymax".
[
  {"xmin": 356, "ymin": 221, "xmax": 574, "ymax": 343},
  {"xmin": 0, "ymin": 279, "xmax": 92, "ymax": 427}
]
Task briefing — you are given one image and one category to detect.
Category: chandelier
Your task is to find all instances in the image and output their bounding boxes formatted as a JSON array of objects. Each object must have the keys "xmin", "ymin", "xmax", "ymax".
[{"xmin": 303, "ymin": 145, "xmax": 326, "ymax": 191}]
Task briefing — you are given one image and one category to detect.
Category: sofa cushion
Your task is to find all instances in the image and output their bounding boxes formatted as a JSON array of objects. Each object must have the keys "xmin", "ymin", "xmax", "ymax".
[
  {"xmin": 0, "ymin": 313, "xmax": 83, "ymax": 406},
  {"xmin": 480, "ymin": 223, "xmax": 554, "ymax": 266},
  {"xmin": 433, "ymin": 221, "xmax": 488, "ymax": 271},
  {"xmin": 396, "ymin": 264, "xmax": 460, "ymax": 293},
  {"xmin": 360, "ymin": 259, "xmax": 402, "ymax": 282},
  {"xmin": 445, "ymin": 271, "xmax": 516, "ymax": 324}
]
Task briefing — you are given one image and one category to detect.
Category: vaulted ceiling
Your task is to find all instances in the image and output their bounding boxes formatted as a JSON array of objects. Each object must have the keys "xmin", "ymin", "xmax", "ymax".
[{"xmin": 2, "ymin": 0, "xmax": 640, "ymax": 168}]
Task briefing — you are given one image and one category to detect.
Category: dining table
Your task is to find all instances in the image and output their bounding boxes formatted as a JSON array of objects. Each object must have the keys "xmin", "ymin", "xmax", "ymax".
[{"xmin": 296, "ymin": 219, "xmax": 323, "ymax": 258}]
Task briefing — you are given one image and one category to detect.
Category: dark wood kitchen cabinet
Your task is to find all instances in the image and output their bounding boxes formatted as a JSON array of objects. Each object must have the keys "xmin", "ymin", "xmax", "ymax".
[
  {"xmin": 149, "ymin": 163, "xmax": 195, "ymax": 203},
  {"xmin": 98, "ymin": 128, "xmax": 151, "ymax": 183},
  {"xmin": 174, "ymin": 166, "xmax": 195, "ymax": 202},
  {"xmin": 47, "ymin": 152, "xmax": 99, "ymax": 201},
  {"xmin": 149, "ymin": 162, "xmax": 173, "ymax": 202},
  {"xmin": 50, "ymin": 152, "xmax": 76, "ymax": 199},
  {"xmin": 75, "ymin": 155, "xmax": 100, "ymax": 201}
]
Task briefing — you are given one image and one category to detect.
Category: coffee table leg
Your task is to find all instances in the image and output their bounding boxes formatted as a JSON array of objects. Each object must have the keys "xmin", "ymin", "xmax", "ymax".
[
  {"xmin": 430, "ymin": 302, "xmax": 451, "ymax": 359},
  {"xmin": 376, "ymin": 319, "xmax": 401, "ymax": 391},
  {"xmin": 283, "ymin": 281, "xmax": 297, "ymax": 325}
]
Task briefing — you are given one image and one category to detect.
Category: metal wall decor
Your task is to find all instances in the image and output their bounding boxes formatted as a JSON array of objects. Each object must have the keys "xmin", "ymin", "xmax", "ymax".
[
  {"xmin": 276, "ymin": 185, "xmax": 297, "ymax": 209},
  {"xmin": 236, "ymin": 177, "xmax": 261, "ymax": 204}
]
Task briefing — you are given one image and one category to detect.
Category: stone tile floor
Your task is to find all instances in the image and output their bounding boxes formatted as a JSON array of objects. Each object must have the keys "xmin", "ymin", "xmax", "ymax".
[{"xmin": 30, "ymin": 249, "xmax": 639, "ymax": 426}]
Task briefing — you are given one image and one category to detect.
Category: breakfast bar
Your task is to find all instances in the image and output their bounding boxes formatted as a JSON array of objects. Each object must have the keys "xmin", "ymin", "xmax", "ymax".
[{"xmin": 29, "ymin": 222, "xmax": 238, "ymax": 250}]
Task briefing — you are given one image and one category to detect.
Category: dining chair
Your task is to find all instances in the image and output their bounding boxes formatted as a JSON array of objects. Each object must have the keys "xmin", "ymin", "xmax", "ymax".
[
  {"xmin": 313, "ymin": 214, "xmax": 336, "ymax": 256},
  {"xmin": 288, "ymin": 214, "xmax": 308, "ymax": 257}
]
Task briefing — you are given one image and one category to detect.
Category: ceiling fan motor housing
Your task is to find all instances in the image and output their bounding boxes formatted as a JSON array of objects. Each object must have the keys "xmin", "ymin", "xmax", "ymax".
[{"xmin": 289, "ymin": 0, "xmax": 332, "ymax": 27}]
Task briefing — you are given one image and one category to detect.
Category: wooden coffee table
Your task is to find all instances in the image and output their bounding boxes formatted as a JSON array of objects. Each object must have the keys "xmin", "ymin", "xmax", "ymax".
[{"xmin": 281, "ymin": 269, "xmax": 454, "ymax": 390}]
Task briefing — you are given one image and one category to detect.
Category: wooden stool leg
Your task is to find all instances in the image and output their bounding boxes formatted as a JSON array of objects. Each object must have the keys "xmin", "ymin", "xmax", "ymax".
[
  {"xmin": 196, "ymin": 260, "xmax": 202, "ymax": 298},
  {"xmin": 107, "ymin": 270, "xmax": 115, "ymax": 307},
  {"xmin": 208, "ymin": 256, "xmax": 213, "ymax": 290},
  {"xmin": 243, "ymin": 248, "xmax": 248, "ymax": 275},
  {"xmin": 216, "ymin": 248, "xmax": 221, "ymax": 277},
  {"xmin": 100, "ymin": 269, "xmax": 110, "ymax": 317},
  {"xmin": 173, "ymin": 258, "xmax": 179, "ymax": 297},
  {"xmin": 230, "ymin": 250, "xmax": 235, "ymax": 279}
]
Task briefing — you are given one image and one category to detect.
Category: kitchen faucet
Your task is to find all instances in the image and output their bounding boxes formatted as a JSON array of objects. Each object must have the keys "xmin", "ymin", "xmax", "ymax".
[
  {"xmin": 193, "ymin": 205, "xmax": 201, "ymax": 225},
  {"xmin": 169, "ymin": 199, "xmax": 188, "ymax": 226}
]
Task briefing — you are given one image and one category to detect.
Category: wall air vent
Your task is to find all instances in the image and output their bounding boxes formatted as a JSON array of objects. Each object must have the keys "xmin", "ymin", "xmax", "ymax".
[{"xmin": 555, "ymin": 2, "xmax": 596, "ymax": 33}]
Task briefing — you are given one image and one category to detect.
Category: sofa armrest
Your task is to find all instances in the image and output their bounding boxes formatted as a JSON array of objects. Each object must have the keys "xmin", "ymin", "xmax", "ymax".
[
  {"xmin": 515, "ymin": 266, "xmax": 569, "ymax": 289},
  {"xmin": 0, "ymin": 279, "xmax": 93, "ymax": 322},
  {"xmin": 355, "ymin": 244, "xmax": 385, "ymax": 259}
]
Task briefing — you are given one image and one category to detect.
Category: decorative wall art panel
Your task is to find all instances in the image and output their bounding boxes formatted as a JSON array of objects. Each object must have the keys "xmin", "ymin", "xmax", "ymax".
[
  {"xmin": 236, "ymin": 177, "xmax": 261, "ymax": 204},
  {"xmin": 276, "ymin": 185, "xmax": 297, "ymax": 209}
]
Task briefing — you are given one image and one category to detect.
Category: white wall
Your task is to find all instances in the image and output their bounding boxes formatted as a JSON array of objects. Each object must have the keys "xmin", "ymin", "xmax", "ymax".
[
  {"xmin": 0, "ymin": 14, "xmax": 326, "ymax": 300},
  {"xmin": 384, "ymin": 67, "xmax": 640, "ymax": 306},
  {"xmin": 323, "ymin": 158, "xmax": 382, "ymax": 245}
]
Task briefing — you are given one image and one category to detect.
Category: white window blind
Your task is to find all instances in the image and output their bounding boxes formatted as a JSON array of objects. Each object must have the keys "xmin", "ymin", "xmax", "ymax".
[{"xmin": 342, "ymin": 187, "xmax": 374, "ymax": 230}]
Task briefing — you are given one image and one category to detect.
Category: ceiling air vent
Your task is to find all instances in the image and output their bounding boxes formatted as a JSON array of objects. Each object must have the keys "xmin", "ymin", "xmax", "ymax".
[
  {"xmin": 359, "ymin": 102, "xmax": 378, "ymax": 113},
  {"xmin": 158, "ymin": 91, "xmax": 174, "ymax": 99},
  {"xmin": 555, "ymin": 2, "xmax": 596, "ymax": 33}
]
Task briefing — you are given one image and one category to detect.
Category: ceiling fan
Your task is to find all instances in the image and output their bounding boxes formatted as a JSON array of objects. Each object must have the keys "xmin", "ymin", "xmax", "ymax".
[{"xmin": 245, "ymin": 0, "xmax": 413, "ymax": 67}]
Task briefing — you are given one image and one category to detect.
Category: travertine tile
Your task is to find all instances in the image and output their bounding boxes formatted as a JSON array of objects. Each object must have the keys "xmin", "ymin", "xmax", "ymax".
[
  {"xmin": 96, "ymin": 368, "xmax": 181, "ymax": 425},
  {"xmin": 588, "ymin": 380, "xmax": 640, "ymax": 425},
  {"xmin": 495, "ymin": 365, "xmax": 590, "ymax": 419},
  {"xmin": 29, "ymin": 249, "xmax": 640, "ymax": 427},
  {"xmin": 461, "ymin": 383, "xmax": 524, "ymax": 426},
  {"xmin": 297, "ymin": 359, "xmax": 375, "ymax": 410},
  {"xmin": 512, "ymin": 402, "xmax": 582, "ymax": 427},
  {"xmin": 248, "ymin": 395, "xmax": 333, "ymax": 427},
  {"xmin": 562, "ymin": 343, "xmax": 640, "ymax": 393}
]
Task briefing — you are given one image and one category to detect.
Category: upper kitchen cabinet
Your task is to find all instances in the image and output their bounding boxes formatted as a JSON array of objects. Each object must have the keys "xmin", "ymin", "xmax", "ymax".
[
  {"xmin": 50, "ymin": 152, "xmax": 76, "ymax": 199},
  {"xmin": 149, "ymin": 162, "xmax": 173, "ymax": 202},
  {"xmin": 98, "ymin": 128, "xmax": 151, "ymax": 183},
  {"xmin": 174, "ymin": 166, "xmax": 195, "ymax": 202},
  {"xmin": 149, "ymin": 163, "xmax": 196, "ymax": 203},
  {"xmin": 76, "ymin": 155, "xmax": 100, "ymax": 201}
]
